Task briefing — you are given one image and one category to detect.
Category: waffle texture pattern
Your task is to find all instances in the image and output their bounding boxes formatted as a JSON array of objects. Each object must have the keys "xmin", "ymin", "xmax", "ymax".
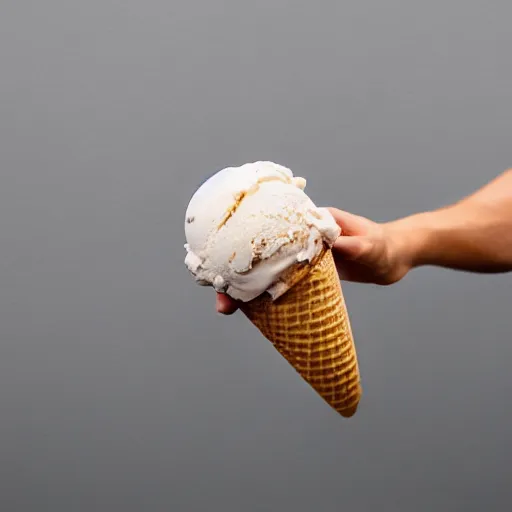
[{"xmin": 242, "ymin": 248, "xmax": 362, "ymax": 417}]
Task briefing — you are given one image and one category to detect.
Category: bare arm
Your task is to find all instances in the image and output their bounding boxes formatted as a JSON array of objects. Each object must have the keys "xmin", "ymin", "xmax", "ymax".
[{"xmin": 388, "ymin": 169, "xmax": 512, "ymax": 274}]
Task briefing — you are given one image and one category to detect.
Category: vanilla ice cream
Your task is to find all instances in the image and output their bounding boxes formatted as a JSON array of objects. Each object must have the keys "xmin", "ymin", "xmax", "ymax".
[{"xmin": 184, "ymin": 161, "xmax": 340, "ymax": 302}]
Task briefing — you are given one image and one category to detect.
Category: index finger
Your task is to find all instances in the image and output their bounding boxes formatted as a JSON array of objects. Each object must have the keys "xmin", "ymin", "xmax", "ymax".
[{"xmin": 216, "ymin": 292, "xmax": 239, "ymax": 315}]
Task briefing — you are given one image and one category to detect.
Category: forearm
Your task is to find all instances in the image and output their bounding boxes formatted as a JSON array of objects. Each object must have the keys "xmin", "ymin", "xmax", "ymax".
[{"xmin": 389, "ymin": 170, "xmax": 512, "ymax": 274}]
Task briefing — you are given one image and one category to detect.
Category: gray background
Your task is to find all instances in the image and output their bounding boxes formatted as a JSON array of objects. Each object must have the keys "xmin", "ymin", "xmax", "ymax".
[{"xmin": 0, "ymin": 1, "xmax": 511, "ymax": 510}]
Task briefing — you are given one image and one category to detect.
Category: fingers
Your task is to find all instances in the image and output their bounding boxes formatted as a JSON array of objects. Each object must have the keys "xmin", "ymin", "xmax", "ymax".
[
  {"xmin": 327, "ymin": 207, "xmax": 373, "ymax": 236},
  {"xmin": 329, "ymin": 207, "xmax": 383, "ymax": 267},
  {"xmin": 215, "ymin": 292, "xmax": 239, "ymax": 315}
]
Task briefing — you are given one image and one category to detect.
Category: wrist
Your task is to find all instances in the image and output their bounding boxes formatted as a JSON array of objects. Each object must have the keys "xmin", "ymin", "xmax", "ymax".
[
  {"xmin": 385, "ymin": 200, "xmax": 480, "ymax": 272},
  {"xmin": 384, "ymin": 210, "xmax": 439, "ymax": 272}
]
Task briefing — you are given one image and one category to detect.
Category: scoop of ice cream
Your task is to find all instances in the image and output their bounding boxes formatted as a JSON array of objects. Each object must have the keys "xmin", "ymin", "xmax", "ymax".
[{"xmin": 184, "ymin": 161, "xmax": 340, "ymax": 302}]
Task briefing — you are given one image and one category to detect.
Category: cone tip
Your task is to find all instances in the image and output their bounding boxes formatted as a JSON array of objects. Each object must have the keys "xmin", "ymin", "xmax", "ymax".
[{"xmin": 338, "ymin": 403, "xmax": 359, "ymax": 418}]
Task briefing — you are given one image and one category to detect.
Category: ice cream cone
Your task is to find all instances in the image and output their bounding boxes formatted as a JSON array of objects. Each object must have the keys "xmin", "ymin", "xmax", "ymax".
[
  {"xmin": 241, "ymin": 246, "xmax": 362, "ymax": 417},
  {"xmin": 184, "ymin": 162, "xmax": 362, "ymax": 416}
]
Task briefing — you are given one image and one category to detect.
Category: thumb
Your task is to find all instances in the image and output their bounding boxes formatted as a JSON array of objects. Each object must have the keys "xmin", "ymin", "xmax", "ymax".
[
  {"xmin": 327, "ymin": 208, "xmax": 373, "ymax": 236},
  {"xmin": 332, "ymin": 235, "xmax": 373, "ymax": 262}
]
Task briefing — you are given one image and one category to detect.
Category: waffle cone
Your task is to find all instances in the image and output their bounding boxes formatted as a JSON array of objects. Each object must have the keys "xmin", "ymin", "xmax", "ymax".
[{"xmin": 240, "ymin": 247, "xmax": 362, "ymax": 417}]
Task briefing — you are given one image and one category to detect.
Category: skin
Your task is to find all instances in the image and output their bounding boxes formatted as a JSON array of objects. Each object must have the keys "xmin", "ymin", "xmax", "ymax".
[{"xmin": 216, "ymin": 169, "xmax": 512, "ymax": 315}]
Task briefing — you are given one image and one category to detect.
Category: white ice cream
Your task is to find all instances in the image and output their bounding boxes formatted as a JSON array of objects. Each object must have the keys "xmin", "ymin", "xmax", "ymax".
[{"xmin": 184, "ymin": 161, "xmax": 340, "ymax": 302}]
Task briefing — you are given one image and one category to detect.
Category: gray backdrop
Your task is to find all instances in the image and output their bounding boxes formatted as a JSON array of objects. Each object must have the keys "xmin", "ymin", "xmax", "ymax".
[{"xmin": 1, "ymin": 1, "xmax": 511, "ymax": 511}]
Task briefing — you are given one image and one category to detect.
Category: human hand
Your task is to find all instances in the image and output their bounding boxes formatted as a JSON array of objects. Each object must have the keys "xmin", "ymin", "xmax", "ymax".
[
  {"xmin": 215, "ymin": 207, "xmax": 414, "ymax": 315},
  {"xmin": 327, "ymin": 208, "xmax": 412, "ymax": 285}
]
